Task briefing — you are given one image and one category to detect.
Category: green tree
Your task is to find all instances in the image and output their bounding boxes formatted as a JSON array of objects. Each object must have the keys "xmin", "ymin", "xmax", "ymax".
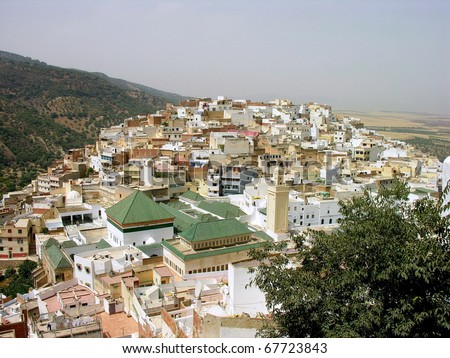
[
  {"xmin": 0, "ymin": 260, "xmax": 37, "ymax": 297},
  {"xmin": 249, "ymin": 182, "xmax": 450, "ymax": 337},
  {"xmin": 4, "ymin": 266, "xmax": 16, "ymax": 279},
  {"xmin": 18, "ymin": 259, "xmax": 37, "ymax": 280}
]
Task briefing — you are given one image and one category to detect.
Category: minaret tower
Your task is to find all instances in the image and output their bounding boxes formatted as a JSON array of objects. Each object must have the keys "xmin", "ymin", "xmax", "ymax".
[{"xmin": 266, "ymin": 166, "xmax": 290, "ymax": 234}]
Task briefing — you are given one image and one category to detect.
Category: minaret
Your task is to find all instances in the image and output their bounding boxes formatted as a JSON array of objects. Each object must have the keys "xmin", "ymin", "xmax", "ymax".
[{"xmin": 266, "ymin": 166, "xmax": 290, "ymax": 234}]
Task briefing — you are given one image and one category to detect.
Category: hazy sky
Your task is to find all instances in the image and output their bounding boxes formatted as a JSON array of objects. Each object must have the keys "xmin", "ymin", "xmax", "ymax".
[{"xmin": 1, "ymin": 0, "xmax": 449, "ymax": 114}]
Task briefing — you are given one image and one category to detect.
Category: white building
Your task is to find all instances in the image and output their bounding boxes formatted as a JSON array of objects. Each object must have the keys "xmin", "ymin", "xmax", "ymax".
[
  {"xmin": 105, "ymin": 190, "xmax": 174, "ymax": 247},
  {"xmin": 74, "ymin": 246, "xmax": 143, "ymax": 290},
  {"xmin": 288, "ymin": 191, "xmax": 341, "ymax": 228},
  {"xmin": 226, "ymin": 260, "xmax": 268, "ymax": 317}
]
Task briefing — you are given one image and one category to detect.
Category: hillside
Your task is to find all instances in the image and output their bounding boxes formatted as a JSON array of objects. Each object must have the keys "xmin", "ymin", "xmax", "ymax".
[{"xmin": 0, "ymin": 50, "xmax": 187, "ymax": 195}]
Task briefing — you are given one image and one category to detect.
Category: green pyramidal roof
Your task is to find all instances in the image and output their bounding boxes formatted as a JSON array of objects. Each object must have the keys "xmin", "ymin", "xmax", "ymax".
[
  {"xmin": 106, "ymin": 190, "xmax": 174, "ymax": 226},
  {"xmin": 46, "ymin": 245, "xmax": 72, "ymax": 269},
  {"xmin": 180, "ymin": 218, "xmax": 253, "ymax": 242}
]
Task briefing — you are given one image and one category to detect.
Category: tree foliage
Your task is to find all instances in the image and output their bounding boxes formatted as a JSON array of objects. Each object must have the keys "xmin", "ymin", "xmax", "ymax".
[
  {"xmin": 0, "ymin": 260, "xmax": 37, "ymax": 298},
  {"xmin": 249, "ymin": 181, "xmax": 450, "ymax": 337}
]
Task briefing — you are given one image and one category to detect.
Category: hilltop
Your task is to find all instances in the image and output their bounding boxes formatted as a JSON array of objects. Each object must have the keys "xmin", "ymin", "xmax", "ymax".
[{"xmin": 0, "ymin": 51, "xmax": 187, "ymax": 195}]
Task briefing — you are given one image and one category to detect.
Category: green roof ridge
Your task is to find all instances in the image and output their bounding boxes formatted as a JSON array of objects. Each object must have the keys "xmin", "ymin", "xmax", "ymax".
[
  {"xmin": 46, "ymin": 245, "xmax": 72, "ymax": 269},
  {"xmin": 197, "ymin": 201, "xmax": 245, "ymax": 219},
  {"xmin": 180, "ymin": 218, "xmax": 253, "ymax": 242},
  {"xmin": 180, "ymin": 191, "xmax": 205, "ymax": 202},
  {"xmin": 44, "ymin": 237, "xmax": 60, "ymax": 249},
  {"xmin": 96, "ymin": 239, "xmax": 112, "ymax": 249},
  {"xmin": 162, "ymin": 240, "xmax": 265, "ymax": 261},
  {"xmin": 106, "ymin": 190, "xmax": 174, "ymax": 225}
]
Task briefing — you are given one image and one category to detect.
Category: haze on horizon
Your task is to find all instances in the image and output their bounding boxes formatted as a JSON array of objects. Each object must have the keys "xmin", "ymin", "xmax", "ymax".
[{"xmin": 1, "ymin": 0, "xmax": 449, "ymax": 115}]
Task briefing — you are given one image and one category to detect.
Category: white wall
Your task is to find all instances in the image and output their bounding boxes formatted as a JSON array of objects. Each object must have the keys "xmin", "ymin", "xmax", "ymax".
[
  {"xmin": 227, "ymin": 262, "xmax": 267, "ymax": 317},
  {"xmin": 107, "ymin": 221, "xmax": 173, "ymax": 247},
  {"xmin": 74, "ymin": 255, "xmax": 96, "ymax": 289}
]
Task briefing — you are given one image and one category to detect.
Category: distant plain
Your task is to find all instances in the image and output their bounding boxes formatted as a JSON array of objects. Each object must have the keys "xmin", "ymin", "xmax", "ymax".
[{"xmin": 337, "ymin": 110, "xmax": 450, "ymax": 141}]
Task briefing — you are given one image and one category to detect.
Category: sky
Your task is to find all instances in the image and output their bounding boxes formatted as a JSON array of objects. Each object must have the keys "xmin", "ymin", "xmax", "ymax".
[{"xmin": 1, "ymin": 0, "xmax": 449, "ymax": 114}]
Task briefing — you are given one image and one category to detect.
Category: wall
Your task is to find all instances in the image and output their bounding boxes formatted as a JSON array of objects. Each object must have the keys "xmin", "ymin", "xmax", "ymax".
[
  {"xmin": 200, "ymin": 314, "xmax": 266, "ymax": 338},
  {"xmin": 74, "ymin": 256, "xmax": 96, "ymax": 289},
  {"xmin": 228, "ymin": 262, "xmax": 268, "ymax": 317},
  {"xmin": 107, "ymin": 220, "xmax": 174, "ymax": 247}
]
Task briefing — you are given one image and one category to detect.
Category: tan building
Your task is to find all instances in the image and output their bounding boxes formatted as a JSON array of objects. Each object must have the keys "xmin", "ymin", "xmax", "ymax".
[
  {"xmin": 0, "ymin": 219, "xmax": 33, "ymax": 259},
  {"xmin": 35, "ymin": 238, "xmax": 73, "ymax": 286}
]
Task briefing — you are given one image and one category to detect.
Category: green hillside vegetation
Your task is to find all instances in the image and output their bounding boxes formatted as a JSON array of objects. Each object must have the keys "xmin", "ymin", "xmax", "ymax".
[
  {"xmin": 0, "ymin": 51, "xmax": 187, "ymax": 196},
  {"xmin": 404, "ymin": 137, "xmax": 450, "ymax": 162}
]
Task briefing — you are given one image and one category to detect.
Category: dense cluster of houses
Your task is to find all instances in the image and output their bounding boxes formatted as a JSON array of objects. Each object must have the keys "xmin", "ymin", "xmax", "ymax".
[{"xmin": 1, "ymin": 96, "xmax": 448, "ymax": 338}]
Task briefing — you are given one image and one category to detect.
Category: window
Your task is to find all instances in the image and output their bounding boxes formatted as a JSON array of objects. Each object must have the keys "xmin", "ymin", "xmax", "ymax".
[
  {"xmin": 321, "ymin": 219, "xmax": 324, "ymax": 225},
  {"xmin": 8, "ymin": 229, "xmax": 11, "ymax": 233},
  {"xmin": 20, "ymin": 248, "xmax": 24, "ymax": 252},
  {"xmin": 18, "ymin": 229, "xmax": 22, "ymax": 234},
  {"xmin": 8, "ymin": 238, "xmax": 12, "ymax": 242},
  {"xmin": 18, "ymin": 239, "xmax": 23, "ymax": 244},
  {"xmin": 76, "ymin": 264, "xmax": 82, "ymax": 271},
  {"xmin": 0, "ymin": 247, "xmax": 3, "ymax": 251},
  {"xmin": 0, "ymin": 239, "xmax": 2, "ymax": 244},
  {"xmin": 329, "ymin": 219, "xmax": 332, "ymax": 224},
  {"xmin": 84, "ymin": 266, "xmax": 91, "ymax": 274}
]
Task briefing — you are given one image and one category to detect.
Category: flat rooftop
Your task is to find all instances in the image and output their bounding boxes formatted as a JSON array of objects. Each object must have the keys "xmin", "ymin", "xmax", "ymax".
[
  {"xmin": 99, "ymin": 312, "xmax": 138, "ymax": 338},
  {"xmin": 80, "ymin": 246, "xmax": 142, "ymax": 261},
  {"xmin": 58, "ymin": 206, "xmax": 91, "ymax": 214},
  {"xmin": 80, "ymin": 228, "xmax": 108, "ymax": 242}
]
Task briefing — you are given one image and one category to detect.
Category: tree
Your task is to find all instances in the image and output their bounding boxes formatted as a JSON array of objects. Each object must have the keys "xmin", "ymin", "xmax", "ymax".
[
  {"xmin": 0, "ymin": 260, "xmax": 37, "ymax": 298},
  {"xmin": 18, "ymin": 259, "xmax": 37, "ymax": 279},
  {"xmin": 249, "ymin": 181, "xmax": 450, "ymax": 337}
]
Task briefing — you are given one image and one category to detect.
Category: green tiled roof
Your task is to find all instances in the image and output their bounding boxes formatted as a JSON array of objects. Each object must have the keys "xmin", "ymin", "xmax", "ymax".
[
  {"xmin": 44, "ymin": 238, "xmax": 59, "ymax": 249},
  {"xmin": 46, "ymin": 245, "xmax": 72, "ymax": 269},
  {"xmin": 162, "ymin": 240, "xmax": 264, "ymax": 261},
  {"xmin": 106, "ymin": 190, "xmax": 174, "ymax": 225},
  {"xmin": 165, "ymin": 201, "xmax": 191, "ymax": 210},
  {"xmin": 159, "ymin": 203, "xmax": 198, "ymax": 232},
  {"xmin": 198, "ymin": 213, "xmax": 217, "ymax": 222},
  {"xmin": 61, "ymin": 240, "xmax": 78, "ymax": 249},
  {"xmin": 252, "ymin": 231, "xmax": 274, "ymax": 242},
  {"xmin": 180, "ymin": 218, "xmax": 253, "ymax": 242},
  {"xmin": 180, "ymin": 191, "xmax": 205, "ymax": 202},
  {"xmin": 136, "ymin": 243, "xmax": 163, "ymax": 257},
  {"xmin": 96, "ymin": 239, "xmax": 112, "ymax": 249},
  {"xmin": 197, "ymin": 201, "xmax": 245, "ymax": 219}
]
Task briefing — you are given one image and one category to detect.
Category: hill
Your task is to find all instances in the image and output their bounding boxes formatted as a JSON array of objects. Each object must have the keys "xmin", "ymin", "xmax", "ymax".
[{"xmin": 0, "ymin": 50, "xmax": 187, "ymax": 195}]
